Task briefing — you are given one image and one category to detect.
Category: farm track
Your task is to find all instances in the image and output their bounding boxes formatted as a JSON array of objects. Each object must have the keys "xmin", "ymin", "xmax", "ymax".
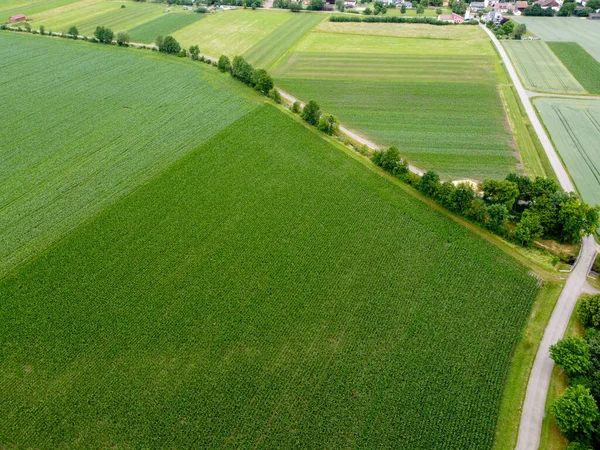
[
  {"xmin": 526, "ymin": 90, "xmax": 600, "ymax": 101},
  {"xmin": 483, "ymin": 24, "xmax": 599, "ymax": 450}
]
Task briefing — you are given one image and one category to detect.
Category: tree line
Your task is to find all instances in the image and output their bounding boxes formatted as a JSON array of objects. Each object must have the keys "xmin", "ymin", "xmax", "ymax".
[{"xmin": 371, "ymin": 146, "xmax": 599, "ymax": 247}]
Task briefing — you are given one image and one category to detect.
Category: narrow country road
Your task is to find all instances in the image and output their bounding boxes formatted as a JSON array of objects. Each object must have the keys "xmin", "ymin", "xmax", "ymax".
[{"xmin": 482, "ymin": 24, "xmax": 599, "ymax": 450}]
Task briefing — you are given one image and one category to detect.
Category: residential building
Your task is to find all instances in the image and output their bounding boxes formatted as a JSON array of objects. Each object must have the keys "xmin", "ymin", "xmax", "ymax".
[
  {"xmin": 438, "ymin": 12, "xmax": 465, "ymax": 21},
  {"xmin": 487, "ymin": 9, "xmax": 503, "ymax": 22},
  {"xmin": 9, "ymin": 14, "xmax": 26, "ymax": 23},
  {"xmin": 494, "ymin": 2, "xmax": 515, "ymax": 11}
]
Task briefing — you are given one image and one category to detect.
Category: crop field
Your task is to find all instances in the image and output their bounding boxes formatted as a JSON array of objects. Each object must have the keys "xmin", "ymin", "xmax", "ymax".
[
  {"xmin": 0, "ymin": 32, "xmax": 260, "ymax": 279},
  {"xmin": 0, "ymin": 98, "xmax": 540, "ymax": 448},
  {"xmin": 502, "ymin": 40, "xmax": 585, "ymax": 94},
  {"xmin": 173, "ymin": 9, "xmax": 291, "ymax": 57},
  {"xmin": 534, "ymin": 98, "xmax": 600, "ymax": 206},
  {"xmin": 314, "ymin": 20, "xmax": 484, "ymax": 39},
  {"xmin": 0, "ymin": 0, "xmax": 80, "ymax": 19},
  {"xmin": 242, "ymin": 13, "xmax": 323, "ymax": 69},
  {"xmin": 548, "ymin": 42, "xmax": 600, "ymax": 95},
  {"xmin": 512, "ymin": 17, "xmax": 600, "ymax": 61},
  {"xmin": 128, "ymin": 11, "xmax": 202, "ymax": 44},
  {"xmin": 273, "ymin": 26, "xmax": 517, "ymax": 179},
  {"xmin": 29, "ymin": 0, "xmax": 165, "ymax": 36}
]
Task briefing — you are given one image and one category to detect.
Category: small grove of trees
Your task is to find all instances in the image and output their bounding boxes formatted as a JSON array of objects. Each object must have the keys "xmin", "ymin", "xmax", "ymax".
[
  {"xmin": 301, "ymin": 100, "xmax": 321, "ymax": 126},
  {"xmin": 371, "ymin": 159, "xmax": 599, "ymax": 247},
  {"xmin": 94, "ymin": 26, "xmax": 114, "ymax": 44},
  {"xmin": 523, "ymin": 3, "xmax": 555, "ymax": 15},
  {"xmin": 67, "ymin": 26, "xmax": 78, "ymax": 39},
  {"xmin": 219, "ymin": 55, "xmax": 280, "ymax": 103},
  {"xmin": 549, "ymin": 295, "xmax": 600, "ymax": 447},
  {"xmin": 116, "ymin": 32, "xmax": 130, "ymax": 46},
  {"xmin": 156, "ymin": 35, "xmax": 181, "ymax": 54}
]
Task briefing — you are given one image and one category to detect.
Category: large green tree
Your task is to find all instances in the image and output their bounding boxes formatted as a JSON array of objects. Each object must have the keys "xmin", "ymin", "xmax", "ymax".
[
  {"xmin": 301, "ymin": 100, "xmax": 321, "ymax": 126},
  {"xmin": 551, "ymin": 385, "xmax": 599, "ymax": 443},
  {"xmin": 551, "ymin": 337, "xmax": 591, "ymax": 377}
]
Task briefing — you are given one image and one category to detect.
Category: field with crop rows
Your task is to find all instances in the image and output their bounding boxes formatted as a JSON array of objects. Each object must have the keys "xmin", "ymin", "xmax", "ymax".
[
  {"xmin": 29, "ymin": 0, "xmax": 165, "ymax": 36},
  {"xmin": 0, "ymin": 98, "xmax": 540, "ymax": 448},
  {"xmin": 242, "ymin": 13, "xmax": 323, "ymax": 69},
  {"xmin": 127, "ymin": 11, "xmax": 202, "ymax": 44},
  {"xmin": 548, "ymin": 42, "xmax": 600, "ymax": 95},
  {"xmin": 173, "ymin": 9, "xmax": 291, "ymax": 57},
  {"xmin": 0, "ymin": 0, "xmax": 80, "ymax": 19},
  {"xmin": 503, "ymin": 40, "xmax": 585, "ymax": 94},
  {"xmin": 512, "ymin": 17, "xmax": 600, "ymax": 61},
  {"xmin": 0, "ymin": 32, "xmax": 261, "ymax": 279},
  {"xmin": 314, "ymin": 20, "xmax": 483, "ymax": 39},
  {"xmin": 534, "ymin": 98, "xmax": 600, "ymax": 206},
  {"xmin": 273, "ymin": 26, "xmax": 517, "ymax": 179}
]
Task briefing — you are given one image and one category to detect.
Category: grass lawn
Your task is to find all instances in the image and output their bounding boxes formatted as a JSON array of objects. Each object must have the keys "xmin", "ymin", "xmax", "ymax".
[
  {"xmin": 534, "ymin": 98, "xmax": 600, "ymax": 207},
  {"xmin": 503, "ymin": 40, "xmax": 585, "ymax": 94},
  {"xmin": 0, "ymin": 31, "xmax": 260, "ymax": 279},
  {"xmin": 315, "ymin": 20, "xmax": 485, "ymax": 39},
  {"xmin": 0, "ymin": 96, "xmax": 540, "ymax": 447},
  {"xmin": 127, "ymin": 11, "xmax": 203, "ymax": 44},
  {"xmin": 29, "ymin": 0, "xmax": 166, "ymax": 35},
  {"xmin": 242, "ymin": 13, "xmax": 324, "ymax": 69},
  {"xmin": 173, "ymin": 9, "xmax": 292, "ymax": 57},
  {"xmin": 512, "ymin": 16, "xmax": 600, "ymax": 61},
  {"xmin": 547, "ymin": 42, "xmax": 600, "ymax": 95}
]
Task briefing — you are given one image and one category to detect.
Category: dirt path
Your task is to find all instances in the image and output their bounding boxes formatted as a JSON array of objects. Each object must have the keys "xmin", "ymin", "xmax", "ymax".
[
  {"xmin": 482, "ymin": 24, "xmax": 599, "ymax": 450},
  {"xmin": 526, "ymin": 90, "xmax": 600, "ymax": 101}
]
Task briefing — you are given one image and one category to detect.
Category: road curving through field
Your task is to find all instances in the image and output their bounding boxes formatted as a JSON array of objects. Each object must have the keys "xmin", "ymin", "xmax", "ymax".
[{"xmin": 482, "ymin": 24, "xmax": 599, "ymax": 450}]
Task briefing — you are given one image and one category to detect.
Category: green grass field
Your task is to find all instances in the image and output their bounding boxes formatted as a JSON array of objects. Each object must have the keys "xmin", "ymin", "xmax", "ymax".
[
  {"xmin": 315, "ymin": 20, "xmax": 483, "ymax": 39},
  {"xmin": 0, "ymin": 0, "xmax": 80, "ymax": 19},
  {"xmin": 173, "ymin": 9, "xmax": 292, "ymax": 57},
  {"xmin": 502, "ymin": 40, "xmax": 585, "ymax": 94},
  {"xmin": 0, "ymin": 91, "xmax": 540, "ymax": 448},
  {"xmin": 534, "ymin": 98, "xmax": 600, "ymax": 207},
  {"xmin": 127, "ymin": 11, "xmax": 203, "ymax": 44},
  {"xmin": 0, "ymin": 32, "xmax": 260, "ymax": 278},
  {"xmin": 273, "ymin": 26, "xmax": 517, "ymax": 179},
  {"xmin": 547, "ymin": 42, "xmax": 600, "ymax": 95},
  {"xmin": 242, "ymin": 13, "xmax": 323, "ymax": 69},
  {"xmin": 29, "ymin": 0, "xmax": 165, "ymax": 36},
  {"xmin": 512, "ymin": 16, "xmax": 600, "ymax": 61}
]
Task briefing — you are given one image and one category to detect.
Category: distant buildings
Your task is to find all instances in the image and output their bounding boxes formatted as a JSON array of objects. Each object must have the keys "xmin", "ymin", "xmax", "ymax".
[
  {"xmin": 438, "ymin": 12, "xmax": 465, "ymax": 22},
  {"xmin": 9, "ymin": 14, "xmax": 26, "ymax": 23}
]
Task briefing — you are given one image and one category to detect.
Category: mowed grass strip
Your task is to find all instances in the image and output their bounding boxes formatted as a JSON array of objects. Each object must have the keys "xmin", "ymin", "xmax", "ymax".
[
  {"xmin": 503, "ymin": 40, "xmax": 585, "ymax": 94},
  {"xmin": 276, "ymin": 78, "xmax": 516, "ymax": 179},
  {"xmin": 242, "ymin": 13, "xmax": 323, "ymax": 69},
  {"xmin": 0, "ymin": 104, "xmax": 540, "ymax": 449},
  {"xmin": 0, "ymin": 32, "xmax": 260, "ymax": 278},
  {"xmin": 127, "ymin": 12, "xmax": 203, "ymax": 44},
  {"xmin": 272, "ymin": 52, "xmax": 497, "ymax": 82},
  {"xmin": 0, "ymin": 0, "xmax": 80, "ymax": 18},
  {"xmin": 314, "ymin": 20, "xmax": 486, "ymax": 39},
  {"xmin": 293, "ymin": 31, "xmax": 495, "ymax": 55},
  {"xmin": 547, "ymin": 42, "xmax": 600, "ymax": 95},
  {"xmin": 534, "ymin": 97, "xmax": 600, "ymax": 206},
  {"xmin": 173, "ymin": 9, "xmax": 291, "ymax": 57}
]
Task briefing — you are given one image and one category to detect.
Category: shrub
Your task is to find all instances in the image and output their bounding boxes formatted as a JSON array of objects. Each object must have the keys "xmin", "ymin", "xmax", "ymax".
[
  {"xmin": 252, "ymin": 69, "xmax": 274, "ymax": 95},
  {"xmin": 268, "ymin": 88, "xmax": 282, "ymax": 104},
  {"xmin": 189, "ymin": 44, "xmax": 200, "ymax": 60},
  {"xmin": 485, "ymin": 204, "xmax": 508, "ymax": 234},
  {"xmin": 39, "ymin": 25, "xmax": 45, "ymax": 35},
  {"xmin": 372, "ymin": 146, "xmax": 407, "ymax": 177},
  {"xmin": 291, "ymin": 101, "xmax": 301, "ymax": 114},
  {"xmin": 218, "ymin": 55, "xmax": 231, "ymax": 72},
  {"xmin": 578, "ymin": 295, "xmax": 600, "ymax": 328},
  {"xmin": 196, "ymin": 6, "xmax": 209, "ymax": 12},
  {"xmin": 550, "ymin": 336, "xmax": 591, "ymax": 377},
  {"xmin": 418, "ymin": 171, "xmax": 440, "ymax": 198},
  {"xmin": 94, "ymin": 26, "xmax": 114, "ymax": 44},
  {"xmin": 116, "ymin": 31, "xmax": 130, "ymax": 46},
  {"xmin": 318, "ymin": 114, "xmax": 339, "ymax": 136},
  {"xmin": 231, "ymin": 56, "xmax": 254, "ymax": 85},
  {"xmin": 301, "ymin": 100, "xmax": 321, "ymax": 126},
  {"xmin": 159, "ymin": 35, "xmax": 181, "ymax": 54}
]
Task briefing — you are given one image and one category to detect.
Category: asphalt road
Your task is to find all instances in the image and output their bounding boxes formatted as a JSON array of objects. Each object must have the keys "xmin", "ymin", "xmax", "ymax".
[{"xmin": 481, "ymin": 25, "xmax": 599, "ymax": 450}]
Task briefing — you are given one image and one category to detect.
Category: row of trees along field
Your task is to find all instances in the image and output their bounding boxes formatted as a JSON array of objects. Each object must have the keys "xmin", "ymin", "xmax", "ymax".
[
  {"xmin": 371, "ymin": 146, "xmax": 599, "ymax": 248},
  {"xmin": 550, "ymin": 295, "xmax": 600, "ymax": 448}
]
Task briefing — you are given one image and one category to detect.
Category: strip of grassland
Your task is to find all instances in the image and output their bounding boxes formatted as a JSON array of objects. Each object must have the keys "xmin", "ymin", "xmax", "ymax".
[
  {"xmin": 493, "ymin": 281, "xmax": 563, "ymax": 450},
  {"xmin": 0, "ymin": 103, "xmax": 540, "ymax": 448},
  {"xmin": 547, "ymin": 42, "xmax": 600, "ymax": 95},
  {"xmin": 533, "ymin": 97, "xmax": 600, "ymax": 206},
  {"xmin": 502, "ymin": 40, "xmax": 585, "ymax": 94},
  {"xmin": 0, "ymin": 31, "xmax": 261, "ymax": 279},
  {"xmin": 127, "ymin": 11, "xmax": 203, "ymax": 44},
  {"xmin": 0, "ymin": 0, "xmax": 80, "ymax": 17},
  {"xmin": 314, "ymin": 20, "xmax": 487, "ymax": 39},
  {"xmin": 499, "ymin": 85, "xmax": 555, "ymax": 179},
  {"xmin": 242, "ymin": 13, "xmax": 323, "ymax": 69},
  {"xmin": 173, "ymin": 9, "xmax": 291, "ymax": 57}
]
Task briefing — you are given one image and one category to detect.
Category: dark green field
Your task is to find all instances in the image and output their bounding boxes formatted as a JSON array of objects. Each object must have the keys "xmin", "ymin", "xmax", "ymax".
[
  {"xmin": 0, "ymin": 99, "xmax": 540, "ymax": 447},
  {"xmin": 548, "ymin": 42, "xmax": 600, "ymax": 95},
  {"xmin": 128, "ymin": 12, "xmax": 203, "ymax": 44}
]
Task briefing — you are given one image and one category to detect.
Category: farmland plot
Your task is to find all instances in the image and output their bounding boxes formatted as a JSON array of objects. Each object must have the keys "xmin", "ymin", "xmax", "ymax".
[
  {"xmin": 503, "ymin": 40, "xmax": 585, "ymax": 94},
  {"xmin": 548, "ymin": 42, "xmax": 600, "ymax": 95},
  {"xmin": 0, "ymin": 0, "xmax": 80, "ymax": 18},
  {"xmin": 274, "ymin": 28, "xmax": 517, "ymax": 179},
  {"xmin": 173, "ymin": 9, "xmax": 292, "ymax": 57},
  {"xmin": 534, "ymin": 98, "xmax": 600, "ymax": 206},
  {"xmin": 0, "ymin": 104, "xmax": 540, "ymax": 449},
  {"xmin": 0, "ymin": 32, "xmax": 260, "ymax": 278},
  {"xmin": 127, "ymin": 11, "xmax": 202, "ymax": 44},
  {"xmin": 314, "ymin": 20, "xmax": 484, "ymax": 39}
]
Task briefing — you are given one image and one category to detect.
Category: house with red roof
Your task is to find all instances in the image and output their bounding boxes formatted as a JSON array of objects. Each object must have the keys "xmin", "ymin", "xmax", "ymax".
[{"xmin": 9, "ymin": 14, "xmax": 26, "ymax": 23}]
